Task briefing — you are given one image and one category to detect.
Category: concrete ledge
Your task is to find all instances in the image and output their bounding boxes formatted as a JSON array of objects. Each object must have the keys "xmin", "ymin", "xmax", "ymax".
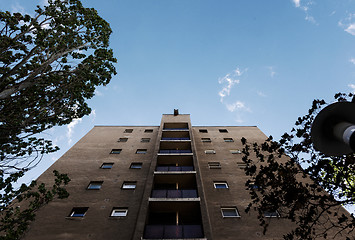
[
  {"xmin": 154, "ymin": 171, "xmax": 196, "ymax": 175},
  {"xmin": 148, "ymin": 197, "xmax": 200, "ymax": 202}
]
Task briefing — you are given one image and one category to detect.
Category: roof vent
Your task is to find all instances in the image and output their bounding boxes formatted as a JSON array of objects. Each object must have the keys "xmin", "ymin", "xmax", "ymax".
[{"xmin": 174, "ymin": 109, "xmax": 179, "ymax": 116}]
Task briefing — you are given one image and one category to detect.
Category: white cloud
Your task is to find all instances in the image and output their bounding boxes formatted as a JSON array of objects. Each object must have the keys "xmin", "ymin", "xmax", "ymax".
[
  {"xmin": 225, "ymin": 101, "xmax": 250, "ymax": 112},
  {"xmin": 350, "ymin": 58, "xmax": 355, "ymax": 65},
  {"xmin": 94, "ymin": 89, "xmax": 103, "ymax": 96},
  {"xmin": 218, "ymin": 67, "xmax": 245, "ymax": 102},
  {"xmin": 292, "ymin": 0, "xmax": 300, "ymax": 8},
  {"xmin": 66, "ymin": 118, "xmax": 82, "ymax": 145},
  {"xmin": 291, "ymin": 0, "xmax": 317, "ymax": 25},
  {"xmin": 349, "ymin": 84, "xmax": 355, "ymax": 93},
  {"xmin": 345, "ymin": 24, "xmax": 355, "ymax": 36},
  {"xmin": 339, "ymin": 14, "xmax": 355, "ymax": 36},
  {"xmin": 90, "ymin": 109, "xmax": 96, "ymax": 122},
  {"xmin": 11, "ymin": 3, "xmax": 26, "ymax": 14},
  {"xmin": 257, "ymin": 91, "xmax": 267, "ymax": 97},
  {"xmin": 267, "ymin": 66, "xmax": 276, "ymax": 78}
]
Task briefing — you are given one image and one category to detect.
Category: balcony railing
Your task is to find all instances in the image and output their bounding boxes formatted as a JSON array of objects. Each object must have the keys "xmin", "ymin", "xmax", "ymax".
[
  {"xmin": 163, "ymin": 128, "xmax": 189, "ymax": 131},
  {"xmin": 161, "ymin": 137, "xmax": 190, "ymax": 141},
  {"xmin": 156, "ymin": 166, "xmax": 194, "ymax": 172},
  {"xmin": 144, "ymin": 225, "xmax": 203, "ymax": 239},
  {"xmin": 151, "ymin": 189, "xmax": 198, "ymax": 198},
  {"xmin": 159, "ymin": 150, "xmax": 192, "ymax": 154}
]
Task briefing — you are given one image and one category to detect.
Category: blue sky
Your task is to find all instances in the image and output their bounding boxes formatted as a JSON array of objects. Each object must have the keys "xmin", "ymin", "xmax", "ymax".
[{"xmin": 2, "ymin": 0, "xmax": 355, "ymax": 188}]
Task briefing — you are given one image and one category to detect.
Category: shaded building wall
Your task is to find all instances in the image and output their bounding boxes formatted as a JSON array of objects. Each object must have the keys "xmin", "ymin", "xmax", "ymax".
[
  {"xmin": 23, "ymin": 126, "xmax": 159, "ymax": 240},
  {"xmin": 21, "ymin": 114, "xmax": 353, "ymax": 240}
]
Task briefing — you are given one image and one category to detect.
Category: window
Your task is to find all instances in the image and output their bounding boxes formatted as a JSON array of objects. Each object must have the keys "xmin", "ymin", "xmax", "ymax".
[
  {"xmin": 110, "ymin": 149, "xmax": 122, "ymax": 154},
  {"xmin": 124, "ymin": 129, "xmax": 133, "ymax": 133},
  {"xmin": 144, "ymin": 129, "xmax": 153, "ymax": 133},
  {"xmin": 201, "ymin": 138, "xmax": 211, "ymax": 142},
  {"xmin": 214, "ymin": 181, "xmax": 228, "ymax": 189},
  {"xmin": 221, "ymin": 207, "xmax": 240, "ymax": 217},
  {"xmin": 87, "ymin": 181, "xmax": 103, "ymax": 190},
  {"xmin": 264, "ymin": 210, "xmax": 280, "ymax": 218},
  {"xmin": 136, "ymin": 149, "xmax": 147, "ymax": 154},
  {"xmin": 224, "ymin": 138, "xmax": 234, "ymax": 142},
  {"xmin": 101, "ymin": 163, "xmax": 114, "ymax": 169},
  {"xmin": 208, "ymin": 162, "xmax": 221, "ymax": 169},
  {"xmin": 205, "ymin": 150, "xmax": 216, "ymax": 154},
  {"xmin": 118, "ymin": 138, "xmax": 128, "ymax": 142},
  {"xmin": 122, "ymin": 181, "xmax": 137, "ymax": 189},
  {"xmin": 248, "ymin": 182, "xmax": 259, "ymax": 189},
  {"xmin": 199, "ymin": 129, "xmax": 208, "ymax": 133},
  {"xmin": 141, "ymin": 138, "xmax": 150, "ymax": 142},
  {"xmin": 237, "ymin": 162, "xmax": 247, "ymax": 169},
  {"xmin": 111, "ymin": 208, "xmax": 128, "ymax": 217},
  {"xmin": 219, "ymin": 129, "xmax": 228, "ymax": 133},
  {"xmin": 69, "ymin": 207, "xmax": 88, "ymax": 217},
  {"xmin": 230, "ymin": 149, "xmax": 241, "ymax": 154},
  {"xmin": 130, "ymin": 162, "xmax": 142, "ymax": 169}
]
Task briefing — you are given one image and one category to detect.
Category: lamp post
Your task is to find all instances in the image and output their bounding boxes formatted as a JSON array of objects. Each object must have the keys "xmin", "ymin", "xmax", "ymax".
[{"xmin": 311, "ymin": 101, "xmax": 355, "ymax": 156}]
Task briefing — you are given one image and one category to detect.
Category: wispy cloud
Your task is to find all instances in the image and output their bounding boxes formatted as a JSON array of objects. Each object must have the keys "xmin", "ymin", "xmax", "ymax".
[
  {"xmin": 90, "ymin": 109, "xmax": 96, "ymax": 121},
  {"xmin": 94, "ymin": 89, "xmax": 103, "ymax": 96},
  {"xmin": 350, "ymin": 58, "xmax": 355, "ymax": 65},
  {"xmin": 345, "ymin": 24, "xmax": 355, "ymax": 36},
  {"xmin": 218, "ymin": 67, "xmax": 245, "ymax": 102},
  {"xmin": 266, "ymin": 66, "xmax": 276, "ymax": 78},
  {"xmin": 218, "ymin": 67, "xmax": 251, "ymax": 124},
  {"xmin": 257, "ymin": 91, "xmax": 267, "ymax": 97},
  {"xmin": 292, "ymin": 0, "xmax": 300, "ymax": 8},
  {"xmin": 339, "ymin": 14, "xmax": 355, "ymax": 36},
  {"xmin": 349, "ymin": 84, "xmax": 355, "ymax": 93},
  {"xmin": 66, "ymin": 118, "xmax": 82, "ymax": 145},
  {"xmin": 226, "ymin": 101, "xmax": 251, "ymax": 112},
  {"xmin": 11, "ymin": 3, "xmax": 26, "ymax": 14},
  {"xmin": 291, "ymin": 0, "xmax": 317, "ymax": 25}
]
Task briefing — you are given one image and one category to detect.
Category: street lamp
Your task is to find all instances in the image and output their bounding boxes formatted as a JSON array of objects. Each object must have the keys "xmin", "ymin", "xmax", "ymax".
[{"xmin": 311, "ymin": 101, "xmax": 355, "ymax": 156}]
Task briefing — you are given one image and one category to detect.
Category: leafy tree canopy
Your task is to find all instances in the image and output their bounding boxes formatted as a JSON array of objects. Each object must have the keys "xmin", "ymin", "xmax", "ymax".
[
  {"xmin": 241, "ymin": 93, "xmax": 355, "ymax": 240},
  {"xmin": 0, "ymin": 0, "xmax": 117, "ymax": 238}
]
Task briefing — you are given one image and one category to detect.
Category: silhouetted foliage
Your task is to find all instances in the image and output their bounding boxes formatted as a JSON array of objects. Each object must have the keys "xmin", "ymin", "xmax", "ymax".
[
  {"xmin": 0, "ymin": 0, "xmax": 116, "ymax": 238},
  {"xmin": 241, "ymin": 93, "xmax": 355, "ymax": 240}
]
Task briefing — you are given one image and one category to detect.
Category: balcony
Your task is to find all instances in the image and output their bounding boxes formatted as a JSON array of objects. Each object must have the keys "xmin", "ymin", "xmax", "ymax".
[
  {"xmin": 144, "ymin": 225, "xmax": 204, "ymax": 239},
  {"xmin": 161, "ymin": 137, "xmax": 190, "ymax": 141},
  {"xmin": 159, "ymin": 150, "xmax": 192, "ymax": 154},
  {"xmin": 155, "ymin": 166, "xmax": 194, "ymax": 172},
  {"xmin": 151, "ymin": 189, "xmax": 198, "ymax": 198},
  {"xmin": 163, "ymin": 128, "xmax": 189, "ymax": 131}
]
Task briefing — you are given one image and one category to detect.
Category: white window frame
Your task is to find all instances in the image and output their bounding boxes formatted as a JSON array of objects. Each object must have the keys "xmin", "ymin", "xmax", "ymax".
[
  {"xmin": 230, "ymin": 149, "xmax": 241, "ymax": 154},
  {"xmin": 110, "ymin": 149, "xmax": 122, "ymax": 154},
  {"xmin": 205, "ymin": 150, "xmax": 216, "ymax": 154},
  {"xmin": 70, "ymin": 207, "xmax": 88, "ymax": 217},
  {"xmin": 136, "ymin": 149, "xmax": 147, "ymax": 154},
  {"xmin": 264, "ymin": 210, "xmax": 280, "ymax": 218},
  {"xmin": 87, "ymin": 181, "xmax": 103, "ymax": 190},
  {"xmin": 224, "ymin": 138, "xmax": 234, "ymax": 142},
  {"xmin": 208, "ymin": 162, "xmax": 221, "ymax": 169},
  {"xmin": 111, "ymin": 208, "xmax": 128, "ymax": 217},
  {"xmin": 237, "ymin": 162, "xmax": 247, "ymax": 169},
  {"xmin": 101, "ymin": 163, "xmax": 114, "ymax": 169},
  {"xmin": 214, "ymin": 182, "xmax": 228, "ymax": 189},
  {"xmin": 130, "ymin": 162, "xmax": 142, "ymax": 169},
  {"xmin": 122, "ymin": 182, "xmax": 136, "ymax": 189},
  {"xmin": 201, "ymin": 138, "xmax": 211, "ymax": 142},
  {"xmin": 221, "ymin": 207, "xmax": 240, "ymax": 218}
]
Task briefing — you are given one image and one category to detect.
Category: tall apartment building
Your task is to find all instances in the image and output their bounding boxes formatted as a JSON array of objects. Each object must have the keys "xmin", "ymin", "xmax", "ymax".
[{"xmin": 22, "ymin": 112, "xmax": 350, "ymax": 240}]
